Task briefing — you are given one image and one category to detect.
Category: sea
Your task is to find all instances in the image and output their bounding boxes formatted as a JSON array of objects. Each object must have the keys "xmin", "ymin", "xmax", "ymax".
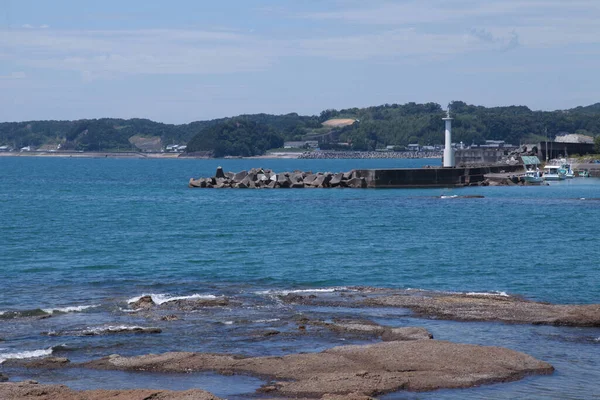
[{"xmin": 0, "ymin": 156, "xmax": 599, "ymax": 399}]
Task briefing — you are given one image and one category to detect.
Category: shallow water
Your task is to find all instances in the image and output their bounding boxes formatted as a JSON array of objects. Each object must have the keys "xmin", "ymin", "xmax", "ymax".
[{"xmin": 1, "ymin": 157, "xmax": 599, "ymax": 398}]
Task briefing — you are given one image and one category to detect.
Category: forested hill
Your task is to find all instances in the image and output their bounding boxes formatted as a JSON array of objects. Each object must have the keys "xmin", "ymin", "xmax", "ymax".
[{"xmin": 1, "ymin": 101, "xmax": 599, "ymax": 155}]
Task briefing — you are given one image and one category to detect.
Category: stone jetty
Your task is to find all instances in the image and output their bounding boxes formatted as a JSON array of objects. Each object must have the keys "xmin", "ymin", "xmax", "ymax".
[{"xmin": 189, "ymin": 167, "xmax": 368, "ymax": 189}]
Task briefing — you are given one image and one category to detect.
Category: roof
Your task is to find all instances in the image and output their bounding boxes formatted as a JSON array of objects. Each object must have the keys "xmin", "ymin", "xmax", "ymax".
[{"xmin": 521, "ymin": 156, "xmax": 540, "ymax": 165}]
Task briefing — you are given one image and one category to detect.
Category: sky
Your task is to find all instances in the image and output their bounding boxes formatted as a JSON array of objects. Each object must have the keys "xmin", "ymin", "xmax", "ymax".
[{"xmin": 1, "ymin": 0, "xmax": 599, "ymax": 123}]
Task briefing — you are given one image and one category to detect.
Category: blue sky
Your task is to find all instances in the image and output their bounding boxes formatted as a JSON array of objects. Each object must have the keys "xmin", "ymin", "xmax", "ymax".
[{"xmin": 1, "ymin": 0, "xmax": 599, "ymax": 123}]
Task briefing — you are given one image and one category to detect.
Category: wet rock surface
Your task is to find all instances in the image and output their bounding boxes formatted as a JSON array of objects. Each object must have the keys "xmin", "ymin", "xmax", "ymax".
[
  {"xmin": 0, "ymin": 382, "xmax": 221, "ymax": 400},
  {"xmin": 4, "ymin": 357, "xmax": 70, "ymax": 369},
  {"xmin": 281, "ymin": 288, "xmax": 600, "ymax": 327},
  {"xmin": 362, "ymin": 292, "xmax": 600, "ymax": 326},
  {"xmin": 129, "ymin": 295, "xmax": 232, "ymax": 311},
  {"xmin": 81, "ymin": 340, "xmax": 553, "ymax": 397}
]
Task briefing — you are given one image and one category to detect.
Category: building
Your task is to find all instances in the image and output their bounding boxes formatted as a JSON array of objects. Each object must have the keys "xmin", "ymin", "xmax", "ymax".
[{"xmin": 283, "ymin": 141, "xmax": 319, "ymax": 149}]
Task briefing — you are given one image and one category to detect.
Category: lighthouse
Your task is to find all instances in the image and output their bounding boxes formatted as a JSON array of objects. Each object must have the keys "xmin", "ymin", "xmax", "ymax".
[{"xmin": 442, "ymin": 108, "xmax": 455, "ymax": 168}]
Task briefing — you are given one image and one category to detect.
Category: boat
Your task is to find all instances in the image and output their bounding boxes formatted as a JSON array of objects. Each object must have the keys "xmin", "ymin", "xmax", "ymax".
[
  {"xmin": 542, "ymin": 165, "xmax": 566, "ymax": 181},
  {"xmin": 560, "ymin": 163, "xmax": 574, "ymax": 179},
  {"xmin": 575, "ymin": 169, "xmax": 590, "ymax": 178},
  {"xmin": 522, "ymin": 169, "xmax": 544, "ymax": 185}
]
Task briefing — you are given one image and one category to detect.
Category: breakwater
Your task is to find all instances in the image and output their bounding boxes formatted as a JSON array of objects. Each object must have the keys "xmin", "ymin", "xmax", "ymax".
[
  {"xmin": 299, "ymin": 151, "xmax": 442, "ymax": 159},
  {"xmin": 189, "ymin": 167, "xmax": 368, "ymax": 188},
  {"xmin": 189, "ymin": 164, "xmax": 524, "ymax": 189}
]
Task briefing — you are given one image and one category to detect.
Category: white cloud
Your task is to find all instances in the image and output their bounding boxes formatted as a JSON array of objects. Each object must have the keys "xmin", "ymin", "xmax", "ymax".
[{"xmin": 0, "ymin": 71, "xmax": 26, "ymax": 80}]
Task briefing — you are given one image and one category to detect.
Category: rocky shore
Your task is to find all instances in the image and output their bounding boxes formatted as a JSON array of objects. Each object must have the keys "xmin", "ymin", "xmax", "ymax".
[
  {"xmin": 0, "ymin": 382, "xmax": 220, "ymax": 400},
  {"xmin": 6, "ymin": 287, "xmax": 600, "ymax": 398},
  {"xmin": 298, "ymin": 151, "xmax": 442, "ymax": 159},
  {"xmin": 281, "ymin": 288, "xmax": 600, "ymax": 327},
  {"xmin": 3, "ymin": 339, "xmax": 553, "ymax": 399},
  {"xmin": 189, "ymin": 167, "xmax": 368, "ymax": 189}
]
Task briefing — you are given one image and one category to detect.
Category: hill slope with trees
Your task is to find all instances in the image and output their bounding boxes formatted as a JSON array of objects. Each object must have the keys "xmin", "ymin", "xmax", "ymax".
[{"xmin": 1, "ymin": 101, "xmax": 599, "ymax": 156}]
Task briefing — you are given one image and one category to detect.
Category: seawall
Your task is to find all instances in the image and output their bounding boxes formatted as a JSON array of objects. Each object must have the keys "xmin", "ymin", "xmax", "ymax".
[{"xmin": 189, "ymin": 165, "xmax": 524, "ymax": 189}]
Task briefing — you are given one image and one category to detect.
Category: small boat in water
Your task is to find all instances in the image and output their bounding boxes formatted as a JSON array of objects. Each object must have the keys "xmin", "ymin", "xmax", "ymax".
[
  {"xmin": 522, "ymin": 169, "xmax": 544, "ymax": 185},
  {"xmin": 560, "ymin": 163, "xmax": 574, "ymax": 179},
  {"xmin": 543, "ymin": 165, "xmax": 566, "ymax": 181},
  {"xmin": 575, "ymin": 169, "xmax": 590, "ymax": 178}
]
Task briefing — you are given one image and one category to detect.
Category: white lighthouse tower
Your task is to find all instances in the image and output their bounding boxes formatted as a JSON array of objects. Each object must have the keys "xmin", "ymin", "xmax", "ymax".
[{"xmin": 442, "ymin": 108, "xmax": 455, "ymax": 168}]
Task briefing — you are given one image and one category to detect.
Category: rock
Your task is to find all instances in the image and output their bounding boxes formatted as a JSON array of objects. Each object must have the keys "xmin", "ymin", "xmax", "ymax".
[
  {"xmin": 347, "ymin": 177, "xmax": 367, "ymax": 188},
  {"xmin": 224, "ymin": 172, "xmax": 234, "ymax": 180},
  {"xmin": 164, "ymin": 297, "xmax": 231, "ymax": 311},
  {"xmin": 215, "ymin": 166, "xmax": 225, "ymax": 178},
  {"xmin": 381, "ymin": 327, "xmax": 433, "ymax": 341},
  {"xmin": 312, "ymin": 174, "xmax": 327, "ymax": 187},
  {"xmin": 188, "ymin": 178, "xmax": 202, "ymax": 188},
  {"xmin": 82, "ymin": 340, "xmax": 553, "ymax": 397},
  {"xmin": 291, "ymin": 182, "xmax": 305, "ymax": 188},
  {"xmin": 266, "ymin": 180, "xmax": 276, "ymax": 189},
  {"xmin": 160, "ymin": 314, "xmax": 179, "ymax": 321},
  {"xmin": 239, "ymin": 175, "xmax": 252, "ymax": 188},
  {"xmin": 364, "ymin": 292, "xmax": 600, "ymax": 327},
  {"xmin": 330, "ymin": 172, "xmax": 344, "ymax": 187},
  {"xmin": 0, "ymin": 382, "xmax": 222, "ymax": 400},
  {"xmin": 291, "ymin": 173, "xmax": 304, "ymax": 183},
  {"xmin": 0, "ymin": 373, "xmax": 8, "ymax": 382},
  {"xmin": 233, "ymin": 170, "xmax": 248, "ymax": 182},
  {"xmin": 4, "ymin": 357, "xmax": 70, "ymax": 369},
  {"xmin": 82, "ymin": 327, "xmax": 162, "ymax": 336},
  {"xmin": 343, "ymin": 170, "xmax": 354, "ymax": 180},
  {"xmin": 262, "ymin": 330, "xmax": 281, "ymax": 337},
  {"xmin": 277, "ymin": 174, "xmax": 291, "ymax": 188},
  {"xmin": 304, "ymin": 174, "xmax": 318, "ymax": 185},
  {"xmin": 130, "ymin": 295, "xmax": 155, "ymax": 310}
]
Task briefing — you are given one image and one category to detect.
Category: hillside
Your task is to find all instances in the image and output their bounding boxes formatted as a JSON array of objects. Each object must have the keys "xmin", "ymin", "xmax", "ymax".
[{"xmin": 1, "ymin": 101, "xmax": 599, "ymax": 155}]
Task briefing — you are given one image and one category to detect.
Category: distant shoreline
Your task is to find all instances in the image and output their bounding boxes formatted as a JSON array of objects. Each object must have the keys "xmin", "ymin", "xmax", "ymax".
[{"xmin": 0, "ymin": 151, "xmax": 441, "ymax": 160}]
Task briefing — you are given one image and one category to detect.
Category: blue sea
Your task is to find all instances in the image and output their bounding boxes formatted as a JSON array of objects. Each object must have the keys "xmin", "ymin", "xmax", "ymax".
[{"xmin": 1, "ymin": 156, "xmax": 599, "ymax": 399}]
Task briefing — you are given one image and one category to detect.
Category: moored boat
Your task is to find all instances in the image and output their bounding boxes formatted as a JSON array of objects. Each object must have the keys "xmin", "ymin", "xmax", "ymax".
[
  {"xmin": 543, "ymin": 165, "xmax": 566, "ymax": 181},
  {"xmin": 522, "ymin": 169, "xmax": 544, "ymax": 185}
]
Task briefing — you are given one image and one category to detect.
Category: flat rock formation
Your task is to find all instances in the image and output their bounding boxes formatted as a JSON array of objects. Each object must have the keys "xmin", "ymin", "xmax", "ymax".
[
  {"xmin": 279, "ymin": 289, "xmax": 600, "ymax": 327},
  {"xmin": 129, "ymin": 295, "xmax": 232, "ymax": 311},
  {"xmin": 363, "ymin": 293, "xmax": 600, "ymax": 326},
  {"xmin": 311, "ymin": 319, "xmax": 433, "ymax": 341},
  {"xmin": 189, "ymin": 167, "xmax": 368, "ymax": 189},
  {"xmin": 81, "ymin": 340, "xmax": 553, "ymax": 397},
  {"xmin": 0, "ymin": 382, "xmax": 220, "ymax": 400}
]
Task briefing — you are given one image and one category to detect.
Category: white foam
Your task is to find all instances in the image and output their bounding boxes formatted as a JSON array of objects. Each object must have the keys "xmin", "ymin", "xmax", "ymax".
[
  {"xmin": 120, "ymin": 308, "xmax": 142, "ymax": 313},
  {"xmin": 222, "ymin": 321, "xmax": 234, "ymax": 325},
  {"xmin": 255, "ymin": 287, "xmax": 349, "ymax": 296},
  {"xmin": 254, "ymin": 318, "xmax": 280, "ymax": 323},
  {"xmin": 465, "ymin": 291, "xmax": 509, "ymax": 297},
  {"xmin": 440, "ymin": 195, "xmax": 458, "ymax": 199},
  {"xmin": 82, "ymin": 325, "xmax": 154, "ymax": 335},
  {"xmin": 41, "ymin": 304, "xmax": 99, "ymax": 314},
  {"xmin": 127, "ymin": 293, "xmax": 217, "ymax": 305},
  {"xmin": 0, "ymin": 348, "xmax": 53, "ymax": 364}
]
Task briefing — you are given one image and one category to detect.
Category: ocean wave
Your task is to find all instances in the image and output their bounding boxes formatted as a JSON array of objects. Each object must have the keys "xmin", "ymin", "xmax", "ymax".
[
  {"xmin": 465, "ymin": 291, "xmax": 510, "ymax": 297},
  {"xmin": 0, "ymin": 308, "xmax": 50, "ymax": 319},
  {"xmin": 255, "ymin": 287, "xmax": 350, "ymax": 296},
  {"xmin": 0, "ymin": 304, "xmax": 98, "ymax": 319},
  {"xmin": 127, "ymin": 293, "xmax": 217, "ymax": 305},
  {"xmin": 81, "ymin": 325, "xmax": 161, "ymax": 336},
  {"xmin": 0, "ymin": 347, "xmax": 53, "ymax": 364},
  {"xmin": 41, "ymin": 304, "xmax": 99, "ymax": 314},
  {"xmin": 254, "ymin": 318, "xmax": 280, "ymax": 323}
]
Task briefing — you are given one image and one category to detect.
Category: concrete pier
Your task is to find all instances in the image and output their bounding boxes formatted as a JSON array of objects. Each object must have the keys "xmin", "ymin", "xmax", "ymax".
[{"xmin": 353, "ymin": 165, "xmax": 522, "ymax": 188}]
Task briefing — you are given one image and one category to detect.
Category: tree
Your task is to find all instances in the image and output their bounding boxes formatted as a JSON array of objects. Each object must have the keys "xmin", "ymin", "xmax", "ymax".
[{"xmin": 595, "ymin": 135, "xmax": 600, "ymax": 154}]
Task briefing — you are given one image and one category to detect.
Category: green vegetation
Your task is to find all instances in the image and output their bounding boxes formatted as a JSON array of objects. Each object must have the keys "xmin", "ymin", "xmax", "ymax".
[
  {"xmin": 186, "ymin": 120, "xmax": 283, "ymax": 157},
  {"xmin": 1, "ymin": 101, "xmax": 600, "ymax": 156}
]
